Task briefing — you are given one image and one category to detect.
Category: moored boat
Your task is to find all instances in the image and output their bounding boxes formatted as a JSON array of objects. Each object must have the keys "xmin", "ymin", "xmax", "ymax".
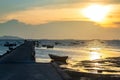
[
  {"xmin": 47, "ymin": 45, "xmax": 54, "ymax": 48},
  {"xmin": 48, "ymin": 54, "xmax": 68, "ymax": 64}
]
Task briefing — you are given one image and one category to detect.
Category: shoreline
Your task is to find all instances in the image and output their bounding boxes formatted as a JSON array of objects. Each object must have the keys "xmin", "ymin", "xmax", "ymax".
[{"xmin": 64, "ymin": 68, "xmax": 120, "ymax": 80}]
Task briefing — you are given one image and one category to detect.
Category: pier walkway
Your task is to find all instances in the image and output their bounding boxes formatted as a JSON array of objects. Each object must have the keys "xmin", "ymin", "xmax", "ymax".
[{"xmin": 0, "ymin": 41, "xmax": 69, "ymax": 80}]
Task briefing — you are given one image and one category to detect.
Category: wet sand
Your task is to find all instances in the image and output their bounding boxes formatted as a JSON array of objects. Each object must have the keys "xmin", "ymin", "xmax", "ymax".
[
  {"xmin": 61, "ymin": 57, "xmax": 120, "ymax": 80},
  {"xmin": 65, "ymin": 69, "xmax": 120, "ymax": 80}
]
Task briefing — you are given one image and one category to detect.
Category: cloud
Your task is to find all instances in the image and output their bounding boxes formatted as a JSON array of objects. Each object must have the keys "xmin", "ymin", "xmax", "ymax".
[
  {"xmin": 0, "ymin": 0, "xmax": 86, "ymax": 14},
  {"xmin": 101, "ymin": 4, "xmax": 120, "ymax": 27},
  {"xmin": 1, "ymin": 0, "xmax": 119, "ymax": 15},
  {"xmin": 0, "ymin": 0, "xmax": 119, "ymax": 13},
  {"xmin": 3, "ymin": 7, "xmax": 85, "ymax": 25},
  {"xmin": 3, "ymin": 5, "xmax": 120, "ymax": 28},
  {"xmin": 0, "ymin": 0, "xmax": 120, "ymax": 28},
  {"xmin": 0, "ymin": 1, "xmax": 88, "ymax": 25},
  {"xmin": 114, "ymin": 22, "xmax": 120, "ymax": 24},
  {"xmin": 106, "ymin": 0, "xmax": 120, "ymax": 4}
]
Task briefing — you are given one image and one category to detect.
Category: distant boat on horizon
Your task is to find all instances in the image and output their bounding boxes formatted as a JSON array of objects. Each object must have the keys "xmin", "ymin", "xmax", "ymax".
[{"xmin": 47, "ymin": 45, "xmax": 54, "ymax": 48}]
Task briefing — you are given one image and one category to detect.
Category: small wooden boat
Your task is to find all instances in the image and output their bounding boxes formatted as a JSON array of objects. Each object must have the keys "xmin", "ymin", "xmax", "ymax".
[
  {"xmin": 4, "ymin": 42, "xmax": 16, "ymax": 47},
  {"xmin": 48, "ymin": 54, "xmax": 68, "ymax": 64},
  {"xmin": 42, "ymin": 45, "xmax": 47, "ymax": 47},
  {"xmin": 47, "ymin": 45, "xmax": 54, "ymax": 48}
]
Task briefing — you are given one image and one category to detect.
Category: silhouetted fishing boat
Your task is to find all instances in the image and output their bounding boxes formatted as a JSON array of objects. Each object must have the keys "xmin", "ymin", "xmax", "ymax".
[
  {"xmin": 48, "ymin": 54, "xmax": 68, "ymax": 64},
  {"xmin": 4, "ymin": 42, "xmax": 16, "ymax": 47},
  {"xmin": 4, "ymin": 42, "xmax": 16, "ymax": 50},
  {"xmin": 42, "ymin": 45, "xmax": 47, "ymax": 47},
  {"xmin": 47, "ymin": 45, "xmax": 54, "ymax": 48}
]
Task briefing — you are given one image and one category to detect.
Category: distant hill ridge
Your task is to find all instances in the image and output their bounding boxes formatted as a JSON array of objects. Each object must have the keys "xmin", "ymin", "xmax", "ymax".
[{"xmin": 0, "ymin": 36, "xmax": 23, "ymax": 40}]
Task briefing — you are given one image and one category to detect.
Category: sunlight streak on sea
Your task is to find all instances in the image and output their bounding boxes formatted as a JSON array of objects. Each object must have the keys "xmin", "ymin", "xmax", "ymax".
[{"xmin": 35, "ymin": 40, "xmax": 120, "ymax": 75}]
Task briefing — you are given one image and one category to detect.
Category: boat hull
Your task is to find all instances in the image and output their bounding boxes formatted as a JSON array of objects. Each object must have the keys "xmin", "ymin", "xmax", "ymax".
[{"xmin": 49, "ymin": 54, "xmax": 68, "ymax": 64}]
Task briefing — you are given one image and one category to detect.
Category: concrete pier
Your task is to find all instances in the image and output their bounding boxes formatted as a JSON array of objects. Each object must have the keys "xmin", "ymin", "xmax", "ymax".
[{"xmin": 0, "ymin": 41, "xmax": 70, "ymax": 80}]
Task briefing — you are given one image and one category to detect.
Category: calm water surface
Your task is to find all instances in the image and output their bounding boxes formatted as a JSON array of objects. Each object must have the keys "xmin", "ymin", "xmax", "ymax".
[{"xmin": 35, "ymin": 40, "xmax": 120, "ymax": 75}]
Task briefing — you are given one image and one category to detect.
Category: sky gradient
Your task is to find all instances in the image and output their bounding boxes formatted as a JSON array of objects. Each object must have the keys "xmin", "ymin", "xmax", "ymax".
[{"xmin": 0, "ymin": 0, "xmax": 120, "ymax": 39}]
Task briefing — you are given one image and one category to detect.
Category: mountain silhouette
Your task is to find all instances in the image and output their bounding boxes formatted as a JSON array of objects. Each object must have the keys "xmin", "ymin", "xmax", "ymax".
[{"xmin": 0, "ymin": 35, "xmax": 23, "ymax": 40}]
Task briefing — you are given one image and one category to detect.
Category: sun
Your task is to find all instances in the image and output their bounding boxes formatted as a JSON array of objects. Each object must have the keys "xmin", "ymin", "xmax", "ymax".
[{"xmin": 81, "ymin": 4, "xmax": 111, "ymax": 22}]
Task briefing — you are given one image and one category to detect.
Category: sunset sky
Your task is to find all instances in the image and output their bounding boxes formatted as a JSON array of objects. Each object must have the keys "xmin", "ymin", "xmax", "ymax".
[{"xmin": 0, "ymin": 0, "xmax": 120, "ymax": 39}]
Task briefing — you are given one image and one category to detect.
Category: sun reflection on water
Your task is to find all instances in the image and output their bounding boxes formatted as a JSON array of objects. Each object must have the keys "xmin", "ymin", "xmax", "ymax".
[
  {"xmin": 90, "ymin": 51, "xmax": 101, "ymax": 60},
  {"xmin": 89, "ymin": 47, "xmax": 102, "ymax": 60},
  {"xmin": 35, "ymin": 40, "xmax": 120, "ymax": 75}
]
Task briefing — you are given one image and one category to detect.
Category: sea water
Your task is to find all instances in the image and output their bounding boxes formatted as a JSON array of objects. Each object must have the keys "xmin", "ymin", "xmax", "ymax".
[
  {"xmin": 0, "ymin": 40, "xmax": 120, "ymax": 76},
  {"xmin": 35, "ymin": 40, "xmax": 120, "ymax": 75},
  {"xmin": 0, "ymin": 40, "xmax": 24, "ymax": 55}
]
